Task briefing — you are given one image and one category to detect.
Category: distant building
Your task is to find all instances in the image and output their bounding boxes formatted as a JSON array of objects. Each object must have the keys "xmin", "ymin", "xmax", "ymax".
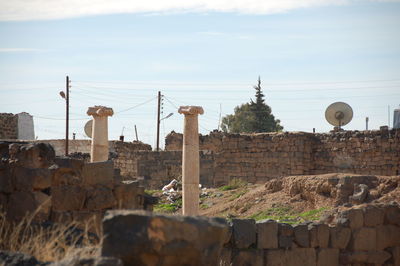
[
  {"xmin": 0, "ymin": 112, "xmax": 35, "ymax": 140},
  {"xmin": 394, "ymin": 108, "xmax": 400, "ymax": 129}
]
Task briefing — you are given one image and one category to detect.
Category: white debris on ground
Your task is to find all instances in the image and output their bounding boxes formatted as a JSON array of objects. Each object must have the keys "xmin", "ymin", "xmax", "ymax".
[{"xmin": 161, "ymin": 179, "xmax": 210, "ymax": 203}]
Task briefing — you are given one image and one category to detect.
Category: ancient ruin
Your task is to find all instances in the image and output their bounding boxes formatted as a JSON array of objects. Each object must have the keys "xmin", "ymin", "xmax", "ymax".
[
  {"xmin": 179, "ymin": 105, "xmax": 204, "ymax": 215},
  {"xmin": 0, "ymin": 113, "xmax": 399, "ymax": 265},
  {"xmin": 87, "ymin": 106, "xmax": 114, "ymax": 162}
]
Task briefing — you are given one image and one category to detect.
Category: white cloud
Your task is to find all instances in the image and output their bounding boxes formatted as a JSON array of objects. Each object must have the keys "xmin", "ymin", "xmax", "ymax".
[
  {"xmin": 0, "ymin": 48, "xmax": 43, "ymax": 52},
  {"xmin": 0, "ymin": 0, "xmax": 397, "ymax": 21}
]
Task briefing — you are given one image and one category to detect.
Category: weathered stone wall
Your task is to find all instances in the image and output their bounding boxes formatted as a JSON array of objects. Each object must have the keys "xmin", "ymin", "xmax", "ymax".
[
  {"xmin": 4, "ymin": 129, "xmax": 398, "ymax": 190},
  {"xmin": 0, "ymin": 113, "xmax": 18, "ymax": 139},
  {"xmin": 0, "ymin": 141, "xmax": 152, "ymax": 232},
  {"xmin": 219, "ymin": 203, "xmax": 400, "ymax": 265},
  {"xmin": 113, "ymin": 150, "xmax": 215, "ymax": 188},
  {"xmin": 19, "ymin": 139, "xmax": 152, "ymax": 157},
  {"xmin": 100, "ymin": 203, "xmax": 400, "ymax": 266},
  {"xmin": 162, "ymin": 129, "xmax": 400, "ymax": 186},
  {"xmin": 0, "ymin": 112, "xmax": 35, "ymax": 140}
]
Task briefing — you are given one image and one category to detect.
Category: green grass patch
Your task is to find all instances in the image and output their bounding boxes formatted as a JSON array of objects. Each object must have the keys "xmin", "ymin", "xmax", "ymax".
[
  {"xmin": 219, "ymin": 178, "xmax": 247, "ymax": 191},
  {"xmin": 298, "ymin": 207, "xmax": 328, "ymax": 221},
  {"xmin": 200, "ymin": 203, "xmax": 211, "ymax": 209},
  {"xmin": 154, "ymin": 203, "xmax": 177, "ymax": 213},
  {"xmin": 154, "ymin": 198, "xmax": 182, "ymax": 213},
  {"xmin": 145, "ymin": 189, "xmax": 161, "ymax": 196},
  {"xmin": 248, "ymin": 206, "xmax": 328, "ymax": 225},
  {"xmin": 230, "ymin": 189, "xmax": 248, "ymax": 200}
]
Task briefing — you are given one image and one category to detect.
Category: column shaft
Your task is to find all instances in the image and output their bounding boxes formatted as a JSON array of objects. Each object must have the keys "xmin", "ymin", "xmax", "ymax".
[
  {"xmin": 182, "ymin": 114, "xmax": 200, "ymax": 216},
  {"xmin": 91, "ymin": 116, "xmax": 109, "ymax": 162}
]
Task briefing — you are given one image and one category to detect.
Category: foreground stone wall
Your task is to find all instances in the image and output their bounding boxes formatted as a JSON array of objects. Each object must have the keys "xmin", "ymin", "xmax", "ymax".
[
  {"xmin": 220, "ymin": 203, "xmax": 400, "ymax": 265},
  {"xmin": 100, "ymin": 203, "xmax": 400, "ymax": 266},
  {"xmin": 0, "ymin": 141, "xmax": 151, "ymax": 232}
]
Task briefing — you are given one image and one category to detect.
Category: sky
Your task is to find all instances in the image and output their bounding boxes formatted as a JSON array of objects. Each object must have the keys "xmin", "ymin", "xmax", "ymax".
[{"xmin": 0, "ymin": 0, "xmax": 399, "ymax": 149}]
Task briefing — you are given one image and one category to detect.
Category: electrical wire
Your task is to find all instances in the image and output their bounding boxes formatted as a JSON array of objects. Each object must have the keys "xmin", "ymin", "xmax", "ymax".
[
  {"xmin": 73, "ymin": 78, "xmax": 400, "ymax": 86},
  {"xmin": 114, "ymin": 96, "xmax": 158, "ymax": 114}
]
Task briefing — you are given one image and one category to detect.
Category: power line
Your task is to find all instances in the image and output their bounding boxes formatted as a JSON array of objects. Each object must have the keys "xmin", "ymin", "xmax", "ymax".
[
  {"xmin": 163, "ymin": 96, "xmax": 180, "ymax": 109},
  {"xmin": 114, "ymin": 96, "xmax": 158, "ymax": 114},
  {"xmin": 72, "ymin": 78, "xmax": 400, "ymax": 86},
  {"xmin": 34, "ymin": 115, "xmax": 87, "ymax": 120}
]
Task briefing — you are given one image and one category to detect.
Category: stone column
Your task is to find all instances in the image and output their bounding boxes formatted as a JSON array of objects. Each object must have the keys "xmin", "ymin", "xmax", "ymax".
[
  {"xmin": 87, "ymin": 106, "xmax": 114, "ymax": 162},
  {"xmin": 178, "ymin": 106, "xmax": 204, "ymax": 216}
]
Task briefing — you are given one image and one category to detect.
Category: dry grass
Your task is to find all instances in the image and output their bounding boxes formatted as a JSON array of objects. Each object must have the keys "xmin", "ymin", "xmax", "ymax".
[{"xmin": 0, "ymin": 207, "xmax": 101, "ymax": 262}]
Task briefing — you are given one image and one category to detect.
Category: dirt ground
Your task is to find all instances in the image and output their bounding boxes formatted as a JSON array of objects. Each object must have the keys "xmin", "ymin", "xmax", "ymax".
[{"xmin": 152, "ymin": 173, "xmax": 400, "ymax": 223}]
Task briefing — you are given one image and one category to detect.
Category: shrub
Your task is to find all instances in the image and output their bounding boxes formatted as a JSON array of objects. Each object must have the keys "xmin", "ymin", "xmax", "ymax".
[
  {"xmin": 0, "ymin": 210, "xmax": 100, "ymax": 262},
  {"xmin": 219, "ymin": 178, "xmax": 247, "ymax": 191}
]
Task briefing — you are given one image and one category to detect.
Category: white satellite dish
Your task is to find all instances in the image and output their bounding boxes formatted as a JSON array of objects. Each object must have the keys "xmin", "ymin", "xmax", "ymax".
[
  {"xmin": 325, "ymin": 102, "xmax": 353, "ymax": 129},
  {"xmin": 84, "ymin": 120, "xmax": 93, "ymax": 138}
]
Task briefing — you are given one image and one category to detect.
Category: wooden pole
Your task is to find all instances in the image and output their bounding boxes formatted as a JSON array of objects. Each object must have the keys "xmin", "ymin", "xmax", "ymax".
[
  {"xmin": 65, "ymin": 76, "xmax": 69, "ymax": 156},
  {"xmin": 134, "ymin": 125, "xmax": 139, "ymax": 141},
  {"xmin": 156, "ymin": 91, "xmax": 161, "ymax": 151}
]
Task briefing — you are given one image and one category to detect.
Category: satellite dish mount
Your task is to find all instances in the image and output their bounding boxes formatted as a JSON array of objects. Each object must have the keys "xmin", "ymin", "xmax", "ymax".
[{"xmin": 325, "ymin": 102, "xmax": 353, "ymax": 131}]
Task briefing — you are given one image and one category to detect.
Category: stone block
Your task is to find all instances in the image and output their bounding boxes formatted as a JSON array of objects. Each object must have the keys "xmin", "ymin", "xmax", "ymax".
[
  {"xmin": 223, "ymin": 224, "xmax": 232, "ymax": 245},
  {"xmin": 279, "ymin": 223, "xmax": 294, "ymax": 236},
  {"xmin": 385, "ymin": 205, "xmax": 400, "ymax": 226},
  {"xmin": 390, "ymin": 246, "xmax": 400, "ymax": 266},
  {"xmin": 0, "ymin": 167, "xmax": 12, "ymax": 193},
  {"xmin": 7, "ymin": 191, "xmax": 50, "ymax": 222},
  {"xmin": 13, "ymin": 167, "xmax": 52, "ymax": 191},
  {"xmin": 351, "ymin": 227, "xmax": 376, "ymax": 251},
  {"xmin": 232, "ymin": 219, "xmax": 256, "ymax": 248},
  {"xmin": 256, "ymin": 219, "xmax": 278, "ymax": 249},
  {"xmin": 52, "ymin": 186, "xmax": 86, "ymax": 211},
  {"xmin": 82, "ymin": 161, "xmax": 114, "ymax": 188},
  {"xmin": 309, "ymin": 223, "xmax": 330, "ymax": 248},
  {"xmin": 219, "ymin": 248, "xmax": 231, "ymax": 266},
  {"xmin": 317, "ymin": 248, "xmax": 339, "ymax": 266},
  {"xmin": 12, "ymin": 143, "xmax": 55, "ymax": 169},
  {"xmin": 279, "ymin": 235, "xmax": 293, "ymax": 249},
  {"xmin": 376, "ymin": 225, "xmax": 400, "ymax": 250},
  {"xmin": 51, "ymin": 256, "xmax": 123, "ymax": 266},
  {"xmin": 114, "ymin": 181, "xmax": 144, "ymax": 209},
  {"xmin": 330, "ymin": 226, "xmax": 351, "ymax": 249},
  {"xmin": 51, "ymin": 210, "xmax": 73, "ymax": 224},
  {"xmin": 294, "ymin": 224, "xmax": 310, "ymax": 247},
  {"xmin": 363, "ymin": 205, "xmax": 384, "ymax": 227},
  {"xmin": 101, "ymin": 210, "xmax": 229, "ymax": 266},
  {"xmin": 0, "ymin": 193, "xmax": 7, "ymax": 211},
  {"xmin": 72, "ymin": 211, "xmax": 103, "ymax": 234},
  {"xmin": 54, "ymin": 158, "xmax": 84, "ymax": 176},
  {"xmin": 85, "ymin": 187, "xmax": 116, "ymax": 210},
  {"xmin": 51, "ymin": 165, "xmax": 81, "ymax": 186},
  {"xmin": 232, "ymin": 250, "xmax": 263, "ymax": 266},
  {"xmin": 32, "ymin": 191, "xmax": 51, "ymax": 221},
  {"xmin": 341, "ymin": 208, "xmax": 364, "ymax": 229},
  {"xmin": 265, "ymin": 248, "xmax": 316, "ymax": 266},
  {"xmin": 340, "ymin": 251, "xmax": 391, "ymax": 265}
]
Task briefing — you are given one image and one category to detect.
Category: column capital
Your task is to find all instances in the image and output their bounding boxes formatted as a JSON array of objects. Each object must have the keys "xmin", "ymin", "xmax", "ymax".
[
  {"xmin": 178, "ymin": 106, "xmax": 204, "ymax": 115},
  {"xmin": 87, "ymin": 106, "xmax": 114, "ymax": 117}
]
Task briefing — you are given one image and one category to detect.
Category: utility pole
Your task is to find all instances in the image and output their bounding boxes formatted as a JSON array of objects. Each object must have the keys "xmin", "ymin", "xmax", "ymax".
[
  {"xmin": 156, "ymin": 91, "xmax": 161, "ymax": 151},
  {"xmin": 217, "ymin": 103, "xmax": 222, "ymax": 131},
  {"xmin": 65, "ymin": 76, "xmax": 70, "ymax": 156},
  {"xmin": 134, "ymin": 125, "xmax": 139, "ymax": 141}
]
